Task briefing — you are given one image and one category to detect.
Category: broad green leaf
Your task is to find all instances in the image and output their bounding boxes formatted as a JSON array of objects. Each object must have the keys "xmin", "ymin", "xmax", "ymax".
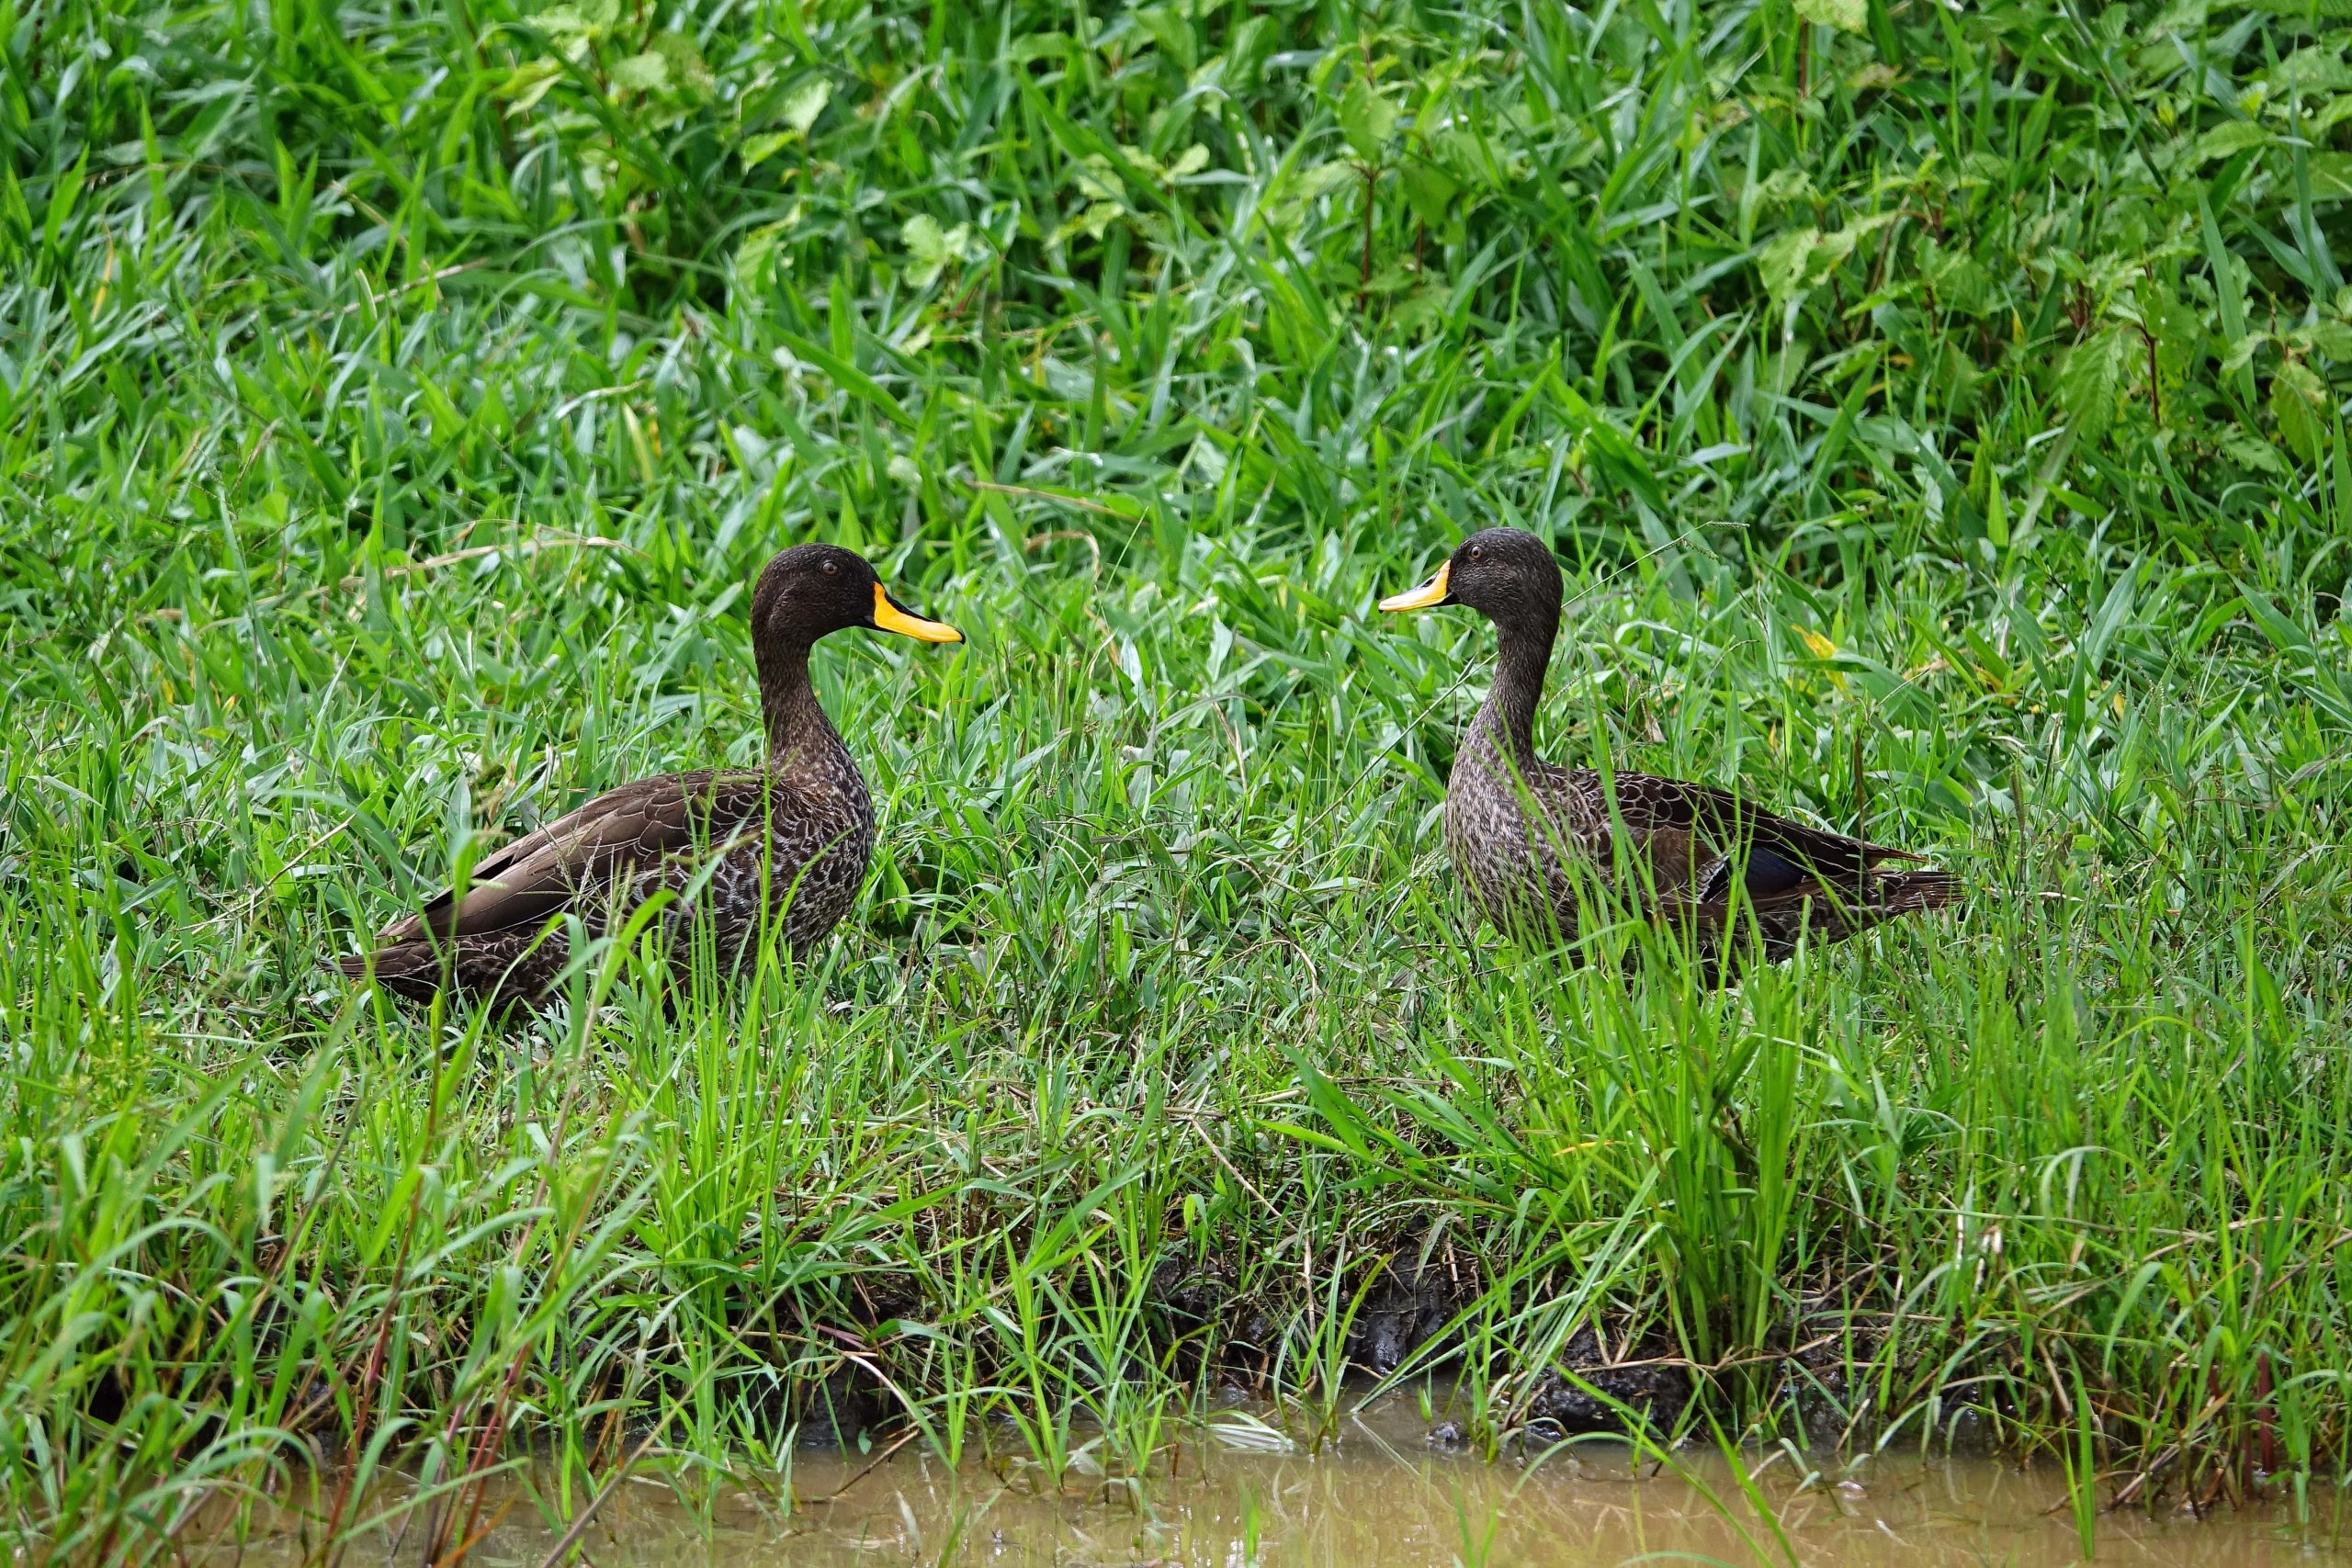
[
  {"xmin": 2139, "ymin": 282, "xmax": 2203, "ymax": 386},
  {"xmin": 1006, "ymin": 30, "xmax": 1069, "ymax": 63},
  {"xmin": 741, "ymin": 131, "xmax": 793, "ymax": 172},
  {"xmin": 2058, "ymin": 328, "xmax": 2135, "ymax": 443},
  {"xmin": 2314, "ymin": 153, "xmax": 2352, "ymax": 200},
  {"xmin": 1225, "ymin": 15, "xmax": 1274, "ymax": 86},
  {"xmin": 2309, "ymin": 321, "xmax": 2352, "ymax": 360},
  {"xmin": 2273, "ymin": 360, "xmax": 2328, "ymax": 462},
  {"xmin": 1928, "ymin": 241, "xmax": 1991, "ymax": 314},
  {"xmin": 2197, "ymin": 120, "xmax": 2269, "ymax": 164},
  {"xmin": 1757, "ymin": 227, "xmax": 1819, "ymax": 304},
  {"xmin": 1340, "ymin": 80, "xmax": 1398, "ymax": 162},
  {"xmin": 2267, "ymin": 44, "xmax": 2352, "ymax": 94},
  {"xmin": 496, "ymin": 59, "xmax": 564, "ymax": 111},
  {"xmin": 2221, "ymin": 331, "xmax": 2274, "ymax": 376},
  {"xmin": 1400, "ymin": 161, "xmax": 1459, "ymax": 228},
  {"xmin": 1793, "ymin": 0, "xmax": 1866, "ymax": 33},
  {"xmin": 1072, "ymin": 156, "xmax": 1123, "ymax": 203},
  {"xmin": 902, "ymin": 215, "xmax": 949, "ymax": 264},
  {"xmin": 732, "ymin": 221, "xmax": 787, "ymax": 293},
  {"xmin": 1134, "ymin": 5, "xmax": 1198, "ymax": 72},
  {"xmin": 2243, "ymin": 0, "xmax": 2352, "ymax": 18},
  {"xmin": 610, "ymin": 51, "xmax": 667, "ymax": 94},
  {"xmin": 647, "ymin": 32, "xmax": 711, "ymax": 97},
  {"xmin": 781, "ymin": 77, "xmax": 831, "ymax": 135},
  {"xmin": 1049, "ymin": 202, "xmax": 1125, "ymax": 246},
  {"xmin": 1812, "ymin": 226, "xmax": 1862, "ymax": 271},
  {"xmin": 1755, "ymin": 166, "xmax": 1818, "ymax": 207},
  {"xmin": 901, "ymin": 215, "xmax": 972, "ymax": 287}
]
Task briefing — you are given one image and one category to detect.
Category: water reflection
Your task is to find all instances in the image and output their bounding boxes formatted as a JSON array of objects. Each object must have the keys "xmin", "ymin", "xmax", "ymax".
[{"xmin": 203, "ymin": 1398, "xmax": 2350, "ymax": 1566}]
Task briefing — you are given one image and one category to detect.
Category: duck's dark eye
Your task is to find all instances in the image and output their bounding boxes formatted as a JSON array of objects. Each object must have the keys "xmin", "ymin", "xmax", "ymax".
[
  {"xmin": 1469, "ymin": 546, "xmax": 1484, "ymax": 561},
  {"xmin": 820, "ymin": 559, "xmax": 839, "ymax": 576}
]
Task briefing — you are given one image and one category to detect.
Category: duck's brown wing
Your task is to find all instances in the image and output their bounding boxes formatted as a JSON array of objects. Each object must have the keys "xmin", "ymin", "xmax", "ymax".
[
  {"xmin": 371, "ymin": 768, "xmax": 772, "ymax": 946},
  {"xmin": 1598, "ymin": 771, "xmax": 1922, "ymax": 903}
]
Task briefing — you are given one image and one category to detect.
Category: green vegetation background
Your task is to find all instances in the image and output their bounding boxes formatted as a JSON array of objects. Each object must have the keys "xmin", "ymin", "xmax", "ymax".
[{"xmin": 6, "ymin": 0, "xmax": 2352, "ymax": 1553}]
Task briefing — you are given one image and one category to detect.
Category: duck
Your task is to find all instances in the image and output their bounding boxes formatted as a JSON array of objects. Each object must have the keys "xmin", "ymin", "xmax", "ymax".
[
  {"xmin": 338, "ymin": 543, "xmax": 962, "ymax": 1009},
  {"xmin": 1378, "ymin": 527, "xmax": 1956, "ymax": 981}
]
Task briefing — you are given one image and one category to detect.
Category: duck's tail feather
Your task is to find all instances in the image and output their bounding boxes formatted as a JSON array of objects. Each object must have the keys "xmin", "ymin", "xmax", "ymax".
[
  {"xmin": 1876, "ymin": 867, "xmax": 1961, "ymax": 914},
  {"xmin": 332, "ymin": 942, "xmax": 440, "ymax": 987}
]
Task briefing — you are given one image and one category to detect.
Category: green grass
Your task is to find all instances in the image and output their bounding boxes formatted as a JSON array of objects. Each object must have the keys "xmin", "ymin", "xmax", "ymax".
[{"xmin": 6, "ymin": 0, "xmax": 2352, "ymax": 1556}]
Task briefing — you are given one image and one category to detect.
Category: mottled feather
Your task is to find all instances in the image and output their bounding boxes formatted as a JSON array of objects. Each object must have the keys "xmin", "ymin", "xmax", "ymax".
[
  {"xmin": 1391, "ymin": 528, "xmax": 1959, "ymax": 984},
  {"xmin": 335, "ymin": 544, "xmax": 953, "ymax": 1009}
]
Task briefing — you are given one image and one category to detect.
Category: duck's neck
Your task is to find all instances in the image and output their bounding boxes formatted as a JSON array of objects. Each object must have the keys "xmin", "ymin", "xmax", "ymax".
[
  {"xmin": 756, "ymin": 639, "xmax": 848, "ymax": 779},
  {"xmin": 1471, "ymin": 610, "xmax": 1557, "ymax": 769}
]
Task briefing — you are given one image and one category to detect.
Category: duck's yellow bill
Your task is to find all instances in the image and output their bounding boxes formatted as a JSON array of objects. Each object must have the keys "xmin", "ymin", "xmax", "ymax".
[
  {"xmin": 872, "ymin": 581, "xmax": 963, "ymax": 643},
  {"xmin": 1378, "ymin": 559, "xmax": 1452, "ymax": 612}
]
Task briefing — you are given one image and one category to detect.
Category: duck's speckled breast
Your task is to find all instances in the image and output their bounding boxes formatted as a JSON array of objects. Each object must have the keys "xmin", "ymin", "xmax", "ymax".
[
  {"xmin": 639, "ymin": 741, "xmax": 875, "ymax": 967},
  {"xmin": 1442, "ymin": 732, "xmax": 1578, "ymax": 942}
]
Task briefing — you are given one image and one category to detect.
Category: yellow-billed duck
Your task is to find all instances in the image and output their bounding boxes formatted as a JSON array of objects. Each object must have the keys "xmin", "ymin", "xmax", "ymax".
[
  {"xmin": 1379, "ymin": 526, "xmax": 1955, "ymax": 981},
  {"xmin": 339, "ymin": 543, "xmax": 962, "ymax": 1008}
]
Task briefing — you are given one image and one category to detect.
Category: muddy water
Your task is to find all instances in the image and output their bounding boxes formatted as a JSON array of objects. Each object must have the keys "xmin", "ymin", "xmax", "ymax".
[{"xmin": 225, "ymin": 1401, "xmax": 2348, "ymax": 1566}]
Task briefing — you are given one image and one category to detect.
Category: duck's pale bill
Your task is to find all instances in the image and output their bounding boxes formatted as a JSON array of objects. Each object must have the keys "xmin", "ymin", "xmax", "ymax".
[
  {"xmin": 1377, "ymin": 559, "xmax": 1453, "ymax": 613},
  {"xmin": 872, "ymin": 582, "xmax": 963, "ymax": 643}
]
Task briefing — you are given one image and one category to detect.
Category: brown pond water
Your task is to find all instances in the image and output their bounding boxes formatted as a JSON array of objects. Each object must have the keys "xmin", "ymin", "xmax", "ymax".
[{"xmin": 211, "ymin": 1400, "xmax": 2351, "ymax": 1566}]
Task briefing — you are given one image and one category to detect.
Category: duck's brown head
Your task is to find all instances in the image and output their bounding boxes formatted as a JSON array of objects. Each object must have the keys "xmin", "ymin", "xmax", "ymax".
[
  {"xmin": 1378, "ymin": 526, "xmax": 1561, "ymax": 635},
  {"xmin": 751, "ymin": 543, "xmax": 963, "ymax": 649}
]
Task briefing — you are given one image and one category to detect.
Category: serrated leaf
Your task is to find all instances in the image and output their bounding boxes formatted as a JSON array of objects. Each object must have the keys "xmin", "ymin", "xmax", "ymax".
[
  {"xmin": 610, "ymin": 51, "xmax": 667, "ymax": 94},
  {"xmin": 497, "ymin": 59, "xmax": 564, "ymax": 111},
  {"xmin": 1288, "ymin": 160, "xmax": 1358, "ymax": 204},
  {"xmin": 1757, "ymin": 227, "xmax": 1820, "ymax": 304},
  {"xmin": 1050, "ymin": 202, "xmax": 1125, "ymax": 246},
  {"xmin": 731, "ymin": 220, "xmax": 787, "ymax": 295},
  {"xmin": 2311, "ymin": 321, "xmax": 2352, "ymax": 360},
  {"xmin": 902, "ymin": 215, "xmax": 962, "ymax": 287},
  {"xmin": 781, "ymin": 77, "xmax": 831, "ymax": 135},
  {"xmin": 2273, "ymin": 360, "xmax": 2330, "ymax": 465},
  {"xmin": 1756, "ymin": 165, "xmax": 1817, "ymax": 207},
  {"xmin": 1339, "ymin": 80, "xmax": 1398, "ymax": 162},
  {"xmin": 1226, "ymin": 15, "xmax": 1274, "ymax": 87},
  {"xmin": 2139, "ymin": 282, "xmax": 2204, "ymax": 385},
  {"xmin": 2267, "ymin": 44, "xmax": 2352, "ymax": 93},
  {"xmin": 1134, "ymin": 5, "xmax": 1197, "ymax": 71},
  {"xmin": 1930, "ymin": 244, "xmax": 1991, "ymax": 315},
  {"xmin": 648, "ymin": 32, "xmax": 711, "ymax": 97},
  {"xmin": 2222, "ymin": 332, "xmax": 2274, "ymax": 375},
  {"xmin": 1167, "ymin": 143, "xmax": 1211, "ymax": 179},
  {"xmin": 531, "ymin": 2, "xmax": 604, "ymax": 41},
  {"xmin": 741, "ymin": 131, "xmax": 792, "ymax": 172},
  {"xmin": 1812, "ymin": 225, "xmax": 1862, "ymax": 272},
  {"xmin": 1400, "ymin": 160, "xmax": 1459, "ymax": 227},
  {"xmin": 902, "ymin": 214, "xmax": 949, "ymax": 265},
  {"xmin": 2059, "ymin": 328, "xmax": 2135, "ymax": 443},
  {"xmin": 2278, "ymin": 357, "xmax": 2328, "ymax": 401},
  {"xmin": 2197, "ymin": 119, "xmax": 2269, "ymax": 164},
  {"xmin": 2275, "ymin": 384, "xmax": 2324, "ymax": 461},
  {"xmin": 1793, "ymin": 0, "xmax": 1866, "ymax": 33},
  {"xmin": 2223, "ymin": 432, "xmax": 2291, "ymax": 475},
  {"xmin": 1072, "ymin": 156, "xmax": 1123, "ymax": 203}
]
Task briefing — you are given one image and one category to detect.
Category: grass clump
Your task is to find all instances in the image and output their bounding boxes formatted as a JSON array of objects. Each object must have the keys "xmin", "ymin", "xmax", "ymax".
[{"xmin": 6, "ymin": 0, "xmax": 2352, "ymax": 1556}]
